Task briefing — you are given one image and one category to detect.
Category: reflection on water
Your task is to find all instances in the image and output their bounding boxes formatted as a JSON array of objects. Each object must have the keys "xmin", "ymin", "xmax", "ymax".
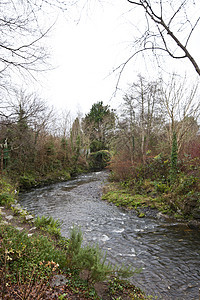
[{"xmin": 19, "ymin": 171, "xmax": 200, "ymax": 300}]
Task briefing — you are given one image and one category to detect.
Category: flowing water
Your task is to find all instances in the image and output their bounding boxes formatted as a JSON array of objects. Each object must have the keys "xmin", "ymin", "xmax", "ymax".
[{"xmin": 19, "ymin": 171, "xmax": 200, "ymax": 299}]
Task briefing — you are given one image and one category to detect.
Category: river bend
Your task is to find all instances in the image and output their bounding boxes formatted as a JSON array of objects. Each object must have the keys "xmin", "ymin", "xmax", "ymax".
[{"xmin": 19, "ymin": 171, "xmax": 200, "ymax": 299}]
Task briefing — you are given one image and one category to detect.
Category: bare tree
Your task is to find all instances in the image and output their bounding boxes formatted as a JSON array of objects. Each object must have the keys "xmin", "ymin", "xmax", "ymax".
[
  {"xmin": 161, "ymin": 74, "xmax": 200, "ymax": 152},
  {"xmin": 0, "ymin": 89, "xmax": 55, "ymax": 172},
  {"xmin": 119, "ymin": 0, "xmax": 200, "ymax": 76},
  {"xmin": 120, "ymin": 75, "xmax": 164, "ymax": 161},
  {"xmin": 0, "ymin": 0, "xmax": 68, "ymax": 90}
]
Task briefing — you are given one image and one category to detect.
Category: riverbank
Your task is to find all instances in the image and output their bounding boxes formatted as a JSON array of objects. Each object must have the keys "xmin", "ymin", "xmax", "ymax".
[
  {"xmin": 0, "ymin": 177, "xmax": 151, "ymax": 300},
  {"xmin": 18, "ymin": 170, "xmax": 200, "ymax": 299},
  {"xmin": 102, "ymin": 181, "xmax": 200, "ymax": 229}
]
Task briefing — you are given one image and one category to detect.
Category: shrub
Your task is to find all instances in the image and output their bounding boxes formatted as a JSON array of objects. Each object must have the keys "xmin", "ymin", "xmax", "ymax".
[
  {"xmin": 108, "ymin": 152, "xmax": 136, "ymax": 181},
  {"xmin": 143, "ymin": 153, "xmax": 170, "ymax": 182},
  {"xmin": 66, "ymin": 227, "xmax": 135, "ymax": 284},
  {"xmin": 174, "ymin": 174, "xmax": 198, "ymax": 195},
  {"xmin": 0, "ymin": 224, "xmax": 66, "ymax": 283},
  {"xmin": 154, "ymin": 182, "xmax": 169, "ymax": 194},
  {"xmin": 88, "ymin": 150, "xmax": 111, "ymax": 171},
  {"xmin": 0, "ymin": 193, "xmax": 15, "ymax": 206},
  {"xmin": 19, "ymin": 174, "xmax": 36, "ymax": 189}
]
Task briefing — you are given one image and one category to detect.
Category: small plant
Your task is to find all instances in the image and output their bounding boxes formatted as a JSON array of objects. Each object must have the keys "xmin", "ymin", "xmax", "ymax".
[
  {"xmin": 66, "ymin": 226, "xmax": 136, "ymax": 285},
  {"xmin": 153, "ymin": 181, "xmax": 169, "ymax": 194},
  {"xmin": 0, "ymin": 223, "xmax": 68, "ymax": 299},
  {"xmin": 58, "ymin": 293, "xmax": 68, "ymax": 300},
  {"xmin": 19, "ymin": 174, "xmax": 37, "ymax": 190},
  {"xmin": 34, "ymin": 215, "xmax": 62, "ymax": 237},
  {"xmin": 0, "ymin": 193, "xmax": 15, "ymax": 206}
]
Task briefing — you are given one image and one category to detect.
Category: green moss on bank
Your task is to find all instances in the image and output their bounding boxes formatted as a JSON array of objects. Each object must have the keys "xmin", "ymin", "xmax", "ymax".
[{"xmin": 102, "ymin": 179, "xmax": 200, "ymax": 221}]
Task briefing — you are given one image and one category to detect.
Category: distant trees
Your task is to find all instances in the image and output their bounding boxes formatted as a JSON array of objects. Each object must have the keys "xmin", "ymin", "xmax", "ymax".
[
  {"xmin": 161, "ymin": 75, "xmax": 200, "ymax": 153},
  {"xmin": 116, "ymin": 75, "xmax": 164, "ymax": 162},
  {"xmin": 0, "ymin": 90, "xmax": 55, "ymax": 173},
  {"xmin": 0, "ymin": 92, "xmax": 117, "ymax": 177}
]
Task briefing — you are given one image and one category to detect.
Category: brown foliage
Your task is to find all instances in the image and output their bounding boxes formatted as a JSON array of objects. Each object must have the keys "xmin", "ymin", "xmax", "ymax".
[{"xmin": 108, "ymin": 151, "xmax": 137, "ymax": 181}]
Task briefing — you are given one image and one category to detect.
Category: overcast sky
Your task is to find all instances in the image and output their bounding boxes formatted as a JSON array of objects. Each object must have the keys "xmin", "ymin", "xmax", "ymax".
[{"xmin": 40, "ymin": 0, "xmax": 200, "ymax": 117}]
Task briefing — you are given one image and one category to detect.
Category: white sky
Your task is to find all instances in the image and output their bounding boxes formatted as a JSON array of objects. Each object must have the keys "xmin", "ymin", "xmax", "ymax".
[{"xmin": 40, "ymin": 0, "xmax": 200, "ymax": 117}]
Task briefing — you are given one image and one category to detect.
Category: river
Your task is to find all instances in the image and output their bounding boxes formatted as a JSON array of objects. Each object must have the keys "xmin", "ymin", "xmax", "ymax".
[{"xmin": 19, "ymin": 171, "xmax": 200, "ymax": 299}]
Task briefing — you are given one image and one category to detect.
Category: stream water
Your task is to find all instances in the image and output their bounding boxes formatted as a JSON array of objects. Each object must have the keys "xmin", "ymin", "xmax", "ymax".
[{"xmin": 19, "ymin": 171, "xmax": 200, "ymax": 299}]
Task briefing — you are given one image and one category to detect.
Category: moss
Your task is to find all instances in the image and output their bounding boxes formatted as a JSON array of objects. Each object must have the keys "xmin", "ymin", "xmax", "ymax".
[
  {"xmin": 102, "ymin": 187, "xmax": 155, "ymax": 211},
  {"xmin": 138, "ymin": 212, "xmax": 145, "ymax": 218}
]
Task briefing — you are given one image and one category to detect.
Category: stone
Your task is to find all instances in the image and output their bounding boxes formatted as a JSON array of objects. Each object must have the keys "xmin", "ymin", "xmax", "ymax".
[
  {"xmin": 0, "ymin": 211, "xmax": 6, "ymax": 215},
  {"xmin": 12, "ymin": 203, "xmax": 21, "ymax": 209},
  {"xmin": 29, "ymin": 227, "xmax": 37, "ymax": 231},
  {"xmin": 25, "ymin": 215, "xmax": 34, "ymax": 221},
  {"xmin": 0, "ymin": 220, "xmax": 9, "ymax": 225},
  {"xmin": 5, "ymin": 215, "xmax": 13, "ymax": 221},
  {"xmin": 50, "ymin": 275, "xmax": 68, "ymax": 287},
  {"xmin": 94, "ymin": 281, "xmax": 110, "ymax": 299},
  {"xmin": 16, "ymin": 227, "xmax": 24, "ymax": 231}
]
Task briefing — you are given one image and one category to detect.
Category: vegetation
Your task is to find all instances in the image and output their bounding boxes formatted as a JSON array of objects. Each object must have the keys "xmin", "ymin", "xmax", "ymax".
[
  {"xmin": 1, "ymin": 0, "xmax": 200, "ymax": 298},
  {"xmin": 106, "ymin": 151, "xmax": 200, "ymax": 220}
]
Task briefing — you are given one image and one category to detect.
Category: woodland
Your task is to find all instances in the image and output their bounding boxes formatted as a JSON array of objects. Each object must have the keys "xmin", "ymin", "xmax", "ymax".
[{"xmin": 0, "ymin": 76, "xmax": 200, "ymax": 219}]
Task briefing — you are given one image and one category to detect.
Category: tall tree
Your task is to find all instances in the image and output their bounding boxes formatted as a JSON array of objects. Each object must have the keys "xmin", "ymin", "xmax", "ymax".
[
  {"xmin": 119, "ymin": 76, "xmax": 164, "ymax": 161},
  {"xmin": 0, "ymin": 89, "xmax": 54, "ymax": 173},
  {"xmin": 83, "ymin": 101, "xmax": 115, "ymax": 152}
]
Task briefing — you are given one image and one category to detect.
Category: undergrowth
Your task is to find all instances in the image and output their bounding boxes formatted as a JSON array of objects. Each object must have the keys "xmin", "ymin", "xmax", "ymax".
[{"xmin": 0, "ymin": 222, "xmax": 148, "ymax": 299}]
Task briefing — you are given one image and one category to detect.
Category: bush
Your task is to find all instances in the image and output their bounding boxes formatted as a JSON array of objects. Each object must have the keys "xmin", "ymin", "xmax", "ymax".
[
  {"xmin": 108, "ymin": 152, "xmax": 136, "ymax": 182},
  {"xmin": 66, "ymin": 227, "xmax": 134, "ymax": 284},
  {"xmin": 0, "ymin": 193, "xmax": 15, "ymax": 206},
  {"xmin": 174, "ymin": 174, "xmax": 198, "ymax": 195},
  {"xmin": 88, "ymin": 150, "xmax": 111, "ymax": 171},
  {"xmin": 0, "ymin": 177, "xmax": 16, "ymax": 206},
  {"xmin": 154, "ymin": 182, "xmax": 169, "ymax": 194},
  {"xmin": 143, "ymin": 153, "xmax": 170, "ymax": 182},
  {"xmin": 0, "ymin": 224, "xmax": 66, "ymax": 283},
  {"xmin": 19, "ymin": 174, "xmax": 36, "ymax": 189}
]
